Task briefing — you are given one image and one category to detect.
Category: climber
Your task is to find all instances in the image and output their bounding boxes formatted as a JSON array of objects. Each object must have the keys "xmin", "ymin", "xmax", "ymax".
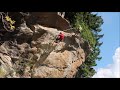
[{"xmin": 55, "ymin": 32, "xmax": 65, "ymax": 43}]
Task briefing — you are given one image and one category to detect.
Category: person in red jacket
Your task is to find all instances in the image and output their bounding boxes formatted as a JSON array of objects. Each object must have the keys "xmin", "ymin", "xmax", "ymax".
[{"xmin": 55, "ymin": 32, "xmax": 65, "ymax": 43}]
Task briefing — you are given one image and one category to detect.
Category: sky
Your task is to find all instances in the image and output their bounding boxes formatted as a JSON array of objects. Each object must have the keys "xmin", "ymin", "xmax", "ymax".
[{"xmin": 92, "ymin": 12, "xmax": 120, "ymax": 78}]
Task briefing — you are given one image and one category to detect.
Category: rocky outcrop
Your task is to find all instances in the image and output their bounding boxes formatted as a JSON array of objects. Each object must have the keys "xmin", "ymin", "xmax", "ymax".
[
  {"xmin": 25, "ymin": 12, "xmax": 71, "ymax": 30},
  {"xmin": 8, "ymin": 12, "xmax": 71, "ymax": 30},
  {"xmin": 0, "ymin": 20, "xmax": 91, "ymax": 78}
]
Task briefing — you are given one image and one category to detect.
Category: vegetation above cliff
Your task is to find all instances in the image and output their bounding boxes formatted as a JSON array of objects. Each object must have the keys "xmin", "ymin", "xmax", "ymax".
[{"xmin": 65, "ymin": 12, "xmax": 104, "ymax": 78}]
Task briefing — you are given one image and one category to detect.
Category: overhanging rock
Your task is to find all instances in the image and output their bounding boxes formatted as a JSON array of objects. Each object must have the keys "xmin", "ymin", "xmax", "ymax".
[{"xmin": 27, "ymin": 12, "xmax": 71, "ymax": 30}]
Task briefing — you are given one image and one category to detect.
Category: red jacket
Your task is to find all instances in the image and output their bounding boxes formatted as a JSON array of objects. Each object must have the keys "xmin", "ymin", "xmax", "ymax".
[{"xmin": 58, "ymin": 33, "xmax": 64, "ymax": 40}]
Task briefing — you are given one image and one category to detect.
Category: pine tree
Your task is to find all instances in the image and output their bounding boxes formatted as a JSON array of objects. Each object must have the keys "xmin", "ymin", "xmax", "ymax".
[{"xmin": 65, "ymin": 12, "xmax": 104, "ymax": 78}]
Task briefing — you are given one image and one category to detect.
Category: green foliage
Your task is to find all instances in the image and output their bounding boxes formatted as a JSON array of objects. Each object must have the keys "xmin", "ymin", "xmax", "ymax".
[
  {"xmin": 80, "ymin": 22, "xmax": 96, "ymax": 47},
  {"xmin": 65, "ymin": 12, "xmax": 104, "ymax": 78},
  {"xmin": 66, "ymin": 12, "xmax": 96, "ymax": 47},
  {"xmin": 75, "ymin": 63, "xmax": 96, "ymax": 78}
]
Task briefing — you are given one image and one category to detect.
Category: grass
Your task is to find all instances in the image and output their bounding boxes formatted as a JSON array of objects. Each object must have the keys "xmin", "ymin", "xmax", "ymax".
[{"xmin": 75, "ymin": 20, "xmax": 96, "ymax": 48}]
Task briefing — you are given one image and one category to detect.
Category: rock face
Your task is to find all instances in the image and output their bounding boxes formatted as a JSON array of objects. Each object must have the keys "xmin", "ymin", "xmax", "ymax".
[
  {"xmin": 32, "ymin": 48, "xmax": 85, "ymax": 78},
  {"xmin": 25, "ymin": 12, "xmax": 71, "ymax": 30},
  {"xmin": 8, "ymin": 12, "xmax": 70, "ymax": 30},
  {"xmin": 0, "ymin": 19, "xmax": 90, "ymax": 78}
]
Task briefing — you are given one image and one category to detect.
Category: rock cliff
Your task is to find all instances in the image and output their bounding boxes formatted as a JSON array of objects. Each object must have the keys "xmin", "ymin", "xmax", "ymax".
[{"xmin": 0, "ymin": 13, "xmax": 91, "ymax": 78}]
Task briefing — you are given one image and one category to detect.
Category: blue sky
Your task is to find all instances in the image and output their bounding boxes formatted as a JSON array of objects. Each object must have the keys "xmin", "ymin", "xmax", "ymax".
[{"xmin": 93, "ymin": 12, "xmax": 120, "ymax": 72}]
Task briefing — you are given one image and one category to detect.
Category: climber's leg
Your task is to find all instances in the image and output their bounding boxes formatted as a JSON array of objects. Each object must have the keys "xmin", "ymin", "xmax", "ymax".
[{"xmin": 55, "ymin": 37, "xmax": 60, "ymax": 43}]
